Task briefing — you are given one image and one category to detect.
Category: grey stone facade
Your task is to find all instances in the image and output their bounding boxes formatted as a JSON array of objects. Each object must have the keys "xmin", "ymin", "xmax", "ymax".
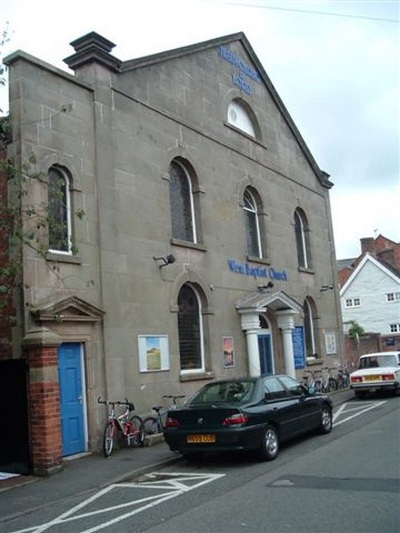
[{"xmin": 5, "ymin": 31, "xmax": 343, "ymax": 455}]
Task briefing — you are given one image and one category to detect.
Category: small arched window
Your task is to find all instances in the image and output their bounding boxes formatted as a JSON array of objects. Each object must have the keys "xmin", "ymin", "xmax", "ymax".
[
  {"xmin": 178, "ymin": 284, "xmax": 204, "ymax": 372},
  {"xmin": 243, "ymin": 188, "xmax": 263, "ymax": 258},
  {"xmin": 169, "ymin": 160, "xmax": 197, "ymax": 243},
  {"xmin": 48, "ymin": 166, "xmax": 72, "ymax": 254},
  {"xmin": 227, "ymin": 99, "xmax": 257, "ymax": 138},
  {"xmin": 294, "ymin": 208, "xmax": 311, "ymax": 269}
]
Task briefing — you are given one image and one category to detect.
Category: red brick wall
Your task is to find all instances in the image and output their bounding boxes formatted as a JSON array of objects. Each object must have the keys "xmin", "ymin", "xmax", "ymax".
[
  {"xmin": 344, "ymin": 332, "xmax": 400, "ymax": 368},
  {"xmin": 26, "ymin": 344, "xmax": 63, "ymax": 475}
]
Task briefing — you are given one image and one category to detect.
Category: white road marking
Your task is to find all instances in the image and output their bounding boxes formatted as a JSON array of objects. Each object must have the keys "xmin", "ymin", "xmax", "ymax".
[
  {"xmin": 10, "ymin": 472, "xmax": 225, "ymax": 533},
  {"xmin": 333, "ymin": 401, "xmax": 386, "ymax": 426}
]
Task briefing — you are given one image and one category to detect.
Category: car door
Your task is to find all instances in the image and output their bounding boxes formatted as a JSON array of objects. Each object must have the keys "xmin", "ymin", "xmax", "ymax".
[
  {"xmin": 278, "ymin": 375, "xmax": 321, "ymax": 432},
  {"xmin": 261, "ymin": 377, "xmax": 301, "ymax": 441}
]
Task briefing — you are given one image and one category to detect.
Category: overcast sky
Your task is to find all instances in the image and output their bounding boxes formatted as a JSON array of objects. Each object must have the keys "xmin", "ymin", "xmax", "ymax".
[{"xmin": 1, "ymin": 0, "xmax": 399, "ymax": 259}]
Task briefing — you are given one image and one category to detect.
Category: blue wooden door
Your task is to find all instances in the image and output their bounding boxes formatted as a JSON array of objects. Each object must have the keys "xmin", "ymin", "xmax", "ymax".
[
  {"xmin": 258, "ymin": 334, "xmax": 273, "ymax": 375},
  {"xmin": 58, "ymin": 343, "xmax": 85, "ymax": 456}
]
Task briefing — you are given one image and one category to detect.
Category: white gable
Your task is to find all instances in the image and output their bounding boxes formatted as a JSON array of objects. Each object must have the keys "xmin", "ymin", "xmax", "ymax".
[{"xmin": 340, "ymin": 253, "xmax": 400, "ymax": 335}]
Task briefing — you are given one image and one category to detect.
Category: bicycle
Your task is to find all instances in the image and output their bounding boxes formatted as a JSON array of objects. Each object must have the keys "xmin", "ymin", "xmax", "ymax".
[
  {"xmin": 97, "ymin": 397, "xmax": 144, "ymax": 457},
  {"xmin": 321, "ymin": 367, "xmax": 338, "ymax": 393},
  {"xmin": 302, "ymin": 369, "xmax": 322, "ymax": 392},
  {"xmin": 336, "ymin": 364, "xmax": 350, "ymax": 389},
  {"xmin": 143, "ymin": 395, "xmax": 185, "ymax": 435}
]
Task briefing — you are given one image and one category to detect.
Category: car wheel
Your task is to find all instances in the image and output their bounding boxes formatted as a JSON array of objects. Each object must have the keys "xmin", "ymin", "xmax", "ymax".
[
  {"xmin": 259, "ymin": 424, "xmax": 279, "ymax": 461},
  {"xmin": 319, "ymin": 405, "xmax": 332, "ymax": 434}
]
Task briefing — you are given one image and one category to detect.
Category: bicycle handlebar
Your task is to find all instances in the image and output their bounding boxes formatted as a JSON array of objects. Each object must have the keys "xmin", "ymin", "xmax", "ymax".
[{"xmin": 97, "ymin": 397, "xmax": 135, "ymax": 411}]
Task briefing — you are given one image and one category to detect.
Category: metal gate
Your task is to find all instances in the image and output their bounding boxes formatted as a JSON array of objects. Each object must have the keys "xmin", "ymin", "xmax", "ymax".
[{"xmin": 0, "ymin": 359, "xmax": 30, "ymax": 474}]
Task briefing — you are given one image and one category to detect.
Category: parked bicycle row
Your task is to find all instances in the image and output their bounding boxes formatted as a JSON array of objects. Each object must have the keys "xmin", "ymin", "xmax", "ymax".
[
  {"xmin": 97, "ymin": 394, "xmax": 185, "ymax": 457},
  {"xmin": 302, "ymin": 364, "xmax": 350, "ymax": 393}
]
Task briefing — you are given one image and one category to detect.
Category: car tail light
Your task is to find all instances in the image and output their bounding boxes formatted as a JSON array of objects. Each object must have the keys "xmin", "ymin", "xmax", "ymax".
[
  {"xmin": 165, "ymin": 417, "xmax": 180, "ymax": 428},
  {"xmin": 222, "ymin": 413, "xmax": 249, "ymax": 426},
  {"xmin": 351, "ymin": 376, "xmax": 363, "ymax": 383},
  {"xmin": 383, "ymin": 374, "xmax": 394, "ymax": 381}
]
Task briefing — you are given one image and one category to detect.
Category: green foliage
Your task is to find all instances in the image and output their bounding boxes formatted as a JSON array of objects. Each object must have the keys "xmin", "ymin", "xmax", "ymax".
[
  {"xmin": 348, "ymin": 320, "xmax": 364, "ymax": 340},
  {"xmin": 0, "ymin": 119, "xmax": 86, "ymax": 309}
]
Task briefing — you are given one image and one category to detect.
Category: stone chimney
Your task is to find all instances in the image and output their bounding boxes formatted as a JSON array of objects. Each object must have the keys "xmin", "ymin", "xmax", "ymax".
[
  {"xmin": 64, "ymin": 32, "xmax": 121, "ymax": 73},
  {"xmin": 360, "ymin": 237, "xmax": 375, "ymax": 255}
]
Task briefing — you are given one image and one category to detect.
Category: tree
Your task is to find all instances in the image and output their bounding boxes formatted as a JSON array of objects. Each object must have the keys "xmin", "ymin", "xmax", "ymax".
[
  {"xmin": 348, "ymin": 320, "xmax": 365, "ymax": 341},
  {"xmin": 0, "ymin": 115, "xmax": 85, "ymax": 310}
]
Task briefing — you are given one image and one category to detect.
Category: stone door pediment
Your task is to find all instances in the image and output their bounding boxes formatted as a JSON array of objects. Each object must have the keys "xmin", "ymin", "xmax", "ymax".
[{"xmin": 32, "ymin": 296, "xmax": 105, "ymax": 323}]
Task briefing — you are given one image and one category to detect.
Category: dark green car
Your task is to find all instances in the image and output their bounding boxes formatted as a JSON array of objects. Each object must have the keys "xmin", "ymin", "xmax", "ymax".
[{"xmin": 164, "ymin": 374, "xmax": 333, "ymax": 462}]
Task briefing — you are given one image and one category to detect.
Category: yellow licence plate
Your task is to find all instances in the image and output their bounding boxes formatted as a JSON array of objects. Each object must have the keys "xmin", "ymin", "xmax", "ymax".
[
  {"xmin": 187, "ymin": 434, "xmax": 216, "ymax": 444},
  {"xmin": 364, "ymin": 375, "xmax": 381, "ymax": 381}
]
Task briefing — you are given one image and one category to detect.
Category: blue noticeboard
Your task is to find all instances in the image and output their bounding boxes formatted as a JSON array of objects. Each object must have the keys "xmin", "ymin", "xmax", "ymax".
[{"xmin": 292, "ymin": 326, "xmax": 305, "ymax": 369}]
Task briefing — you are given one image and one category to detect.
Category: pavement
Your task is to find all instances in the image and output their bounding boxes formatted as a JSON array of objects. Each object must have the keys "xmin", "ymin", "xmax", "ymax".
[{"xmin": 0, "ymin": 388, "xmax": 354, "ymax": 525}]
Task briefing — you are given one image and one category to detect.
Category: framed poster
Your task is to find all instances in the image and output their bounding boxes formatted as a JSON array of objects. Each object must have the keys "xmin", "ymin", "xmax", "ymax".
[
  {"xmin": 324, "ymin": 332, "xmax": 337, "ymax": 355},
  {"xmin": 138, "ymin": 335, "xmax": 169, "ymax": 372},
  {"xmin": 222, "ymin": 336, "xmax": 235, "ymax": 368}
]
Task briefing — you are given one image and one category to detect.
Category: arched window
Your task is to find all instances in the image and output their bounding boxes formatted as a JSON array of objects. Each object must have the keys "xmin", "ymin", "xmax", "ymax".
[
  {"xmin": 303, "ymin": 298, "xmax": 319, "ymax": 359},
  {"xmin": 178, "ymin": 284, "xmax": 204, "ymax": 372},
  {"xmin": 294, "ymin": 208, "xmax": 311, "ymax": 269},
  {"xmin": 227, "ymin": 99, "xmax": 256, "ymax": 137},
  {"xmin": 169, "ymin": 160, "xmax": 197, "ymax": 243},
  {"xmin": 48, "ymin": 166, "xmax": 72, "ymax": 253},
  {"xmin": 243, "ymin": 187, "xmax": 263, "ymax": 258}
]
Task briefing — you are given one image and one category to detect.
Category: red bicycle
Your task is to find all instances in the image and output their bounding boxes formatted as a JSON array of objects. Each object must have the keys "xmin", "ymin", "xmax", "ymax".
[{"xmin": 97, "ymin": 397, "xmax": 144, "ymax": 457}]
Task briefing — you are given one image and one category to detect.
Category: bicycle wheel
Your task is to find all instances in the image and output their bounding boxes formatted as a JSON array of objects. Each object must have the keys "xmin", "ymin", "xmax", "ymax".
[
  {"xmin": 143, "ymin": 416, "xmax": 162, "ymax": 436},
  {"xmin": 103, "ymin": 421, "xmax": 115, "ymax": 457},
  {"xmin": 127, "ymin": 415, "xmax": 145, "ymax": 447},
  {"xmin": 329, "ymin": 377, "xmax": 338, "ymax": 391}
]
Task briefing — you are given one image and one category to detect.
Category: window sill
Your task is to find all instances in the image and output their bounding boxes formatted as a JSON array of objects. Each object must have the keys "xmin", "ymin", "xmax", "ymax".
[
  {"xmin": 306, "ymin": 358, "xmax": 322, "ymax": 367},
  {"xmin": 171, "ymin": 239, "xmax": 207, "ymax": 252},
  {"xmin": 46, "ymin": 252, "xmax": 82, "ymax": 264},
  {"xmin": 246, "ymin": 255, "xmax": 271, "ymax": 265},
  {"xmin": 298, "ymin": 266, "xmax": 315, "ymax": 275},
  {"xmin": 179, "ymin": 371, "xmax": 214, "ymax": 382}
]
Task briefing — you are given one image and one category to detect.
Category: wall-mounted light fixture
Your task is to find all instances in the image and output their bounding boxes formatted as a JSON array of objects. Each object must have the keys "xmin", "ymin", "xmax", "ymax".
[
  {"xmin": 153, "ymin": 254, "xmax": 176, "ymax": 268},
  {"xmin": 320, "ymin": 284, "xmax": 334, "ymax": 292},
  {"xmin": 257, "ymin": 281, "xmax": 274, "ymax": 291}
]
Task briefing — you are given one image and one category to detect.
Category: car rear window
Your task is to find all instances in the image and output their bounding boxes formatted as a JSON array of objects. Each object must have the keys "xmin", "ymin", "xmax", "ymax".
[
  {"xmin": 189, "ymin": 381, "xmax": 255, "ymax": 405},
  {"xmin": 359, "ymin": 354, "xmax": 398, "ymax": 369}
]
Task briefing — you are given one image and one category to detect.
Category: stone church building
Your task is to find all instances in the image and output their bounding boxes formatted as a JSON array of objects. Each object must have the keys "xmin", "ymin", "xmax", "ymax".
[{"xmin": 1, "ymin": 31, "xmax": 343, "ymax": 474}]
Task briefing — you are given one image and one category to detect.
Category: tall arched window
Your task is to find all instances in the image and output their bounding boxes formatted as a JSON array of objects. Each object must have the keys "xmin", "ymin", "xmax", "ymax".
[
  {"xmin": 178, "ymin": 284, "xmax": 204, "ymax": 372},
  {"xmin": 169, "ymin": 160, "xmax": 197, "ymax": 243},
  {"xmin": 303, "ymin": 298, "xmax": 319, "ymax": 359},
  {"xmin": 294, "ymin": 208, "xmax": 311, "ymax": 269},
  {"xmin": 243, "ymin": 187, "xmax": 262, "ymax": 258},
  {"xmin": 48, "ymin": 166, "xmax": 72, "ymax": 253}
]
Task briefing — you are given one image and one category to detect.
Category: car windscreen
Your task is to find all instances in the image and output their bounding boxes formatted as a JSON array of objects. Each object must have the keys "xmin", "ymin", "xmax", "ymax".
[
  {"xmin": 359, "ymin": 355, "xmax": 398, "ymax": 369},
  {"xmin": 189, "ymin": 381, "xmax": 255, "ymax": 405}
]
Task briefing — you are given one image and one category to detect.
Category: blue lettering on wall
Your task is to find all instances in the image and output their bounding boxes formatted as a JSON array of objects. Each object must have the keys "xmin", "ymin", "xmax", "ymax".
[
  {"xmin": 232, "ymin": 72, "xmax": 251, "ymax": 94},
  {"xmin": 219, "ymin": 46, "xmax": 262, "ymax": 83},
  {"xmin": 227, "ymin": 259, "xmax": 288, "ymax": 281}
]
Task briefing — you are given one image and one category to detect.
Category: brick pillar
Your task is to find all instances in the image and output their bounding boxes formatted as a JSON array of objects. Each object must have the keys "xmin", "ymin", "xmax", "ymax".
[{"xmin": 23, "ymin": 327, "xmax": 63, "ymax": 476}]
